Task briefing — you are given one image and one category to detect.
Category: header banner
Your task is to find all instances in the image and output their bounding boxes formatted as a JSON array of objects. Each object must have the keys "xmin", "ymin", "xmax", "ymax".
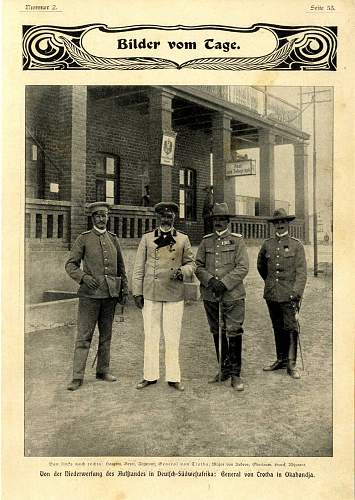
[{"xmin": 22, "ymin": 24, "xmax": 337, "ymax": 71}]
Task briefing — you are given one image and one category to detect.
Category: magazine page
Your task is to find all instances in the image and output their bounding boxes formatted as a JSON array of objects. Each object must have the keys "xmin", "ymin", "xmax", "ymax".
[{"xmin": 2, "ymin": 0, "xmax": 354, "ymax": 499}]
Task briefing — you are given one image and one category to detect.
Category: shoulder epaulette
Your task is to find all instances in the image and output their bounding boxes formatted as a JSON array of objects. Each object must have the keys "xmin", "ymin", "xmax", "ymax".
[
  {"xmin": 144, "ymin": 229, "xmax": 154, "ymax": 234},
  {"xmin": 203, "ymin": 233, "xmax": 214, "ymax": 239},
  {"xmin": 231, "ymin": 232, "xmax": 243, "ymax": 238},
  {"xmin": 290, "ymin": 236, "xmax": 301, "ymax": 243},
  {"xmin": 176, "ymin": 229, "xmax": 187, "ymax": 235},
  {"xmin": 108, "ymin": 230, "xmax": 118, "ymax": 237},
  {"xmin": 81, "ymin": 230, "xmax": 91, "ymax": 235}
]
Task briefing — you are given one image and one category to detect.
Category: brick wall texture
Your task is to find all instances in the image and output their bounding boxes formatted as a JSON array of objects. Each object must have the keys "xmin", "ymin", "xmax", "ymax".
[{"xmin": 26, "ymin": 86, "xmax": 213, "ymax": 244}]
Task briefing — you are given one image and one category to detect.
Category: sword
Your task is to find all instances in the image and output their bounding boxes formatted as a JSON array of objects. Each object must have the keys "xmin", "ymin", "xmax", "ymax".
[
  {"xmin": 291, "ymin": 299, "xmax": 305, "ymax": 372},
  {"xmin": 91, "ymin": 329, "xmax": 99, "ymax": 368},
  {"xmin": 218, "ymin": 299, "xmax": 223, "ymax": 382}
]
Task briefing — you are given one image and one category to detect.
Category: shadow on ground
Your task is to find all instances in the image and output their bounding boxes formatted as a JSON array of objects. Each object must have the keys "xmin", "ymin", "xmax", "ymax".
[{"xmin": 25, "ymin": 274, "xmax": 332, "ymax": 457}]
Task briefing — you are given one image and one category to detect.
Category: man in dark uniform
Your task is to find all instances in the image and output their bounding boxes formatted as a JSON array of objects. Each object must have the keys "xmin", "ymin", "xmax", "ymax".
[
  {"xmin": 132, "ymin": 202, "xmax": 195, "ymax": 392},
  {"xmin": 257, "ymin": 208, "xmax": 307, "ymax": 379},
  {"xmin": 195, "ymin": 202, "xmax": 249, "ymax": 391},
  {"xmin": 65, "ymin": 202, "xmax": 128, "ymax": 391}
]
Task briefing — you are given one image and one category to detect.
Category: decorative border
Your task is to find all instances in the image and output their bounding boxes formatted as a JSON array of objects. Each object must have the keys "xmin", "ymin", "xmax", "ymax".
[{"xmin": 22, "ymin": 24, "xmax": 337, "ymax": 71}]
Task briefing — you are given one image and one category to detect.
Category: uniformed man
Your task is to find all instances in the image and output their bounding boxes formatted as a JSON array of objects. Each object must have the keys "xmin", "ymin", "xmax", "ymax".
[
  {"xmin": 195, "ymin": 202, "xmax": 249, "ymax": 391},
  {"xmin": 132, "ymin": 201, "xmax": 195, "ymax": 392},
  {"xmin": 65, "ymin": 202, "xmax": 128, "ymax": 391},
  {"xmin": 257, "ymin": 208, "xmax": 307, "ymax": 379}
]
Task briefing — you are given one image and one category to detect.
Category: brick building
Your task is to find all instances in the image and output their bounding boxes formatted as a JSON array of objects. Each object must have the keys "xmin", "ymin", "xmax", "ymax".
[{"xmin": 25, "ymin": 85, "xmax": 310, "ymax": 303}]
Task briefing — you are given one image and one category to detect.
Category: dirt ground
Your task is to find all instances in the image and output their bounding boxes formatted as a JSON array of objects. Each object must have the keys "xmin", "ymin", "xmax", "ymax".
[{"xmin": 25, "ymin": 273, "xmax": 332, "ymax": 457}]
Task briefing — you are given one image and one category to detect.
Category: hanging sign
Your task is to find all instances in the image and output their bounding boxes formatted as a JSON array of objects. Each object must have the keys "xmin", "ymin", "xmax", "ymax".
[
  {"xmin": 161, "ymin": 133, "xmax": 177, "ymax": 166},
  {"xmin": 226, "ymin": 159, "xmax": 256, "ymax": 176}
]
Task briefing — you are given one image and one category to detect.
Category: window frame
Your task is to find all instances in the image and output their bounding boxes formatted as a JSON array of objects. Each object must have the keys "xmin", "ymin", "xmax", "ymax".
[
  {"xmin": 179, "ymin": 167, "xmax": 197, "ymax": 221},
  {"xmin": 95, "ymin": 153, "xmax": 120, "ymax": 205}
]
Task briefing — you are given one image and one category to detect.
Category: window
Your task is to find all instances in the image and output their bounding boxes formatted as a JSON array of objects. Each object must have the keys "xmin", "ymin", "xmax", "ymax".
[
  {"xmin": 96, "ymin": 154, "xmax": 119, "ymax": 205},
  {"xmin": 179, "ymin": 168, "xmax": 196, "ymax": 220},
  {"xmin": 32, "ymin": 144, "xmax": 38, "ymax": 161},
  {"xmin": 27, "ymin": 138, "xmax": 45, "ymax": 199}
]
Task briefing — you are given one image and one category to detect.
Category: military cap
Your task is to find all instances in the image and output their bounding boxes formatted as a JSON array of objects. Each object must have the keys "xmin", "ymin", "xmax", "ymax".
[
  {"xmin": 88, "ymin": 201, "xmax": 110, "ymax": 215},
  {"xmin": 267, "ymin": 208, "xmax": 295, "ymax": 222},
  {"xmin": 154, "ymin": 201, "xmax": 179, "ymax": 215},
  {"xmin": 211, "ymin": 202, "xmax": 231, "ymax": 218}
]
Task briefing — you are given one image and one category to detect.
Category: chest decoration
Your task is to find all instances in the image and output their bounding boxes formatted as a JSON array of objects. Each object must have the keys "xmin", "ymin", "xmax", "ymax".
[
  {"xmin": 221, "ymin": 240, "xmax": 232, "ymax": 246},
  {"xmin": 283, "ymin": 245, "xmax": 289, "ymax": 252}
]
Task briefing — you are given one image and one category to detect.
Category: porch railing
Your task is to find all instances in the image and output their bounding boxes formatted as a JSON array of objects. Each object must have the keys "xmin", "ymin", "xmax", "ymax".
[
  {"xmin": 230, "ymin": 215, "xmax": 305, "ymax": 241},
  {"xmin": 194, "ymin": 86, "xmax": 302, "ymax": 130},
  {"xmin": 25, "ymin": 199, "xmax": 71, "ymax": 245},
  {"xmin": 25, "ymin": 200, "xmax": 305, "ymax": 244},
  {"xmin": 88, "ymin": 205, "xmax": 157, "ymax": 239},
  {"xmin": 26, "ymin": 201, "xmax": 157, "ymax": 244}
]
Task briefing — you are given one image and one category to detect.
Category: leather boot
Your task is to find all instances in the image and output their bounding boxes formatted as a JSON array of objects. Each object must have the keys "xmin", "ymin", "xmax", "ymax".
[
  {"xmin": 263, "ymin": 360, "xmax": 287, "ymax": 371},
  {"xmin": 231, "ymin": 375, "xmax": 244, "ymax": 391},
  {"xmin": 96, "ymin": 373, "xmax": 117, "ymax": 382},
  {"xmin": 229, "ymin": 335, "xmax": 244, "ymax": 390},
  {"xmin": 209, "ymin": 332, "xmax": 230, "ymax": 383},
  {"xmin": 287, "ymin": 332, "xmax": 301, "ymax": 379},
  {"xmin": 67, "ymin": 379, "xmax": 82, "ymax": 391},
  {"xmin": 168, "ymin": 381, "xmax": 185, "ymax": 391},
  {"xmin": 274, "ymin": 330, "xmax": 284, "ymax": 363},
  {"xmin": 208, "ymin": 372, "xmax": 230, "ymax": 383}
]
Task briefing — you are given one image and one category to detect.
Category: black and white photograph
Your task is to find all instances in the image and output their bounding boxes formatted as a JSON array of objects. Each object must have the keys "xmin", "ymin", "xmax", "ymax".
[
  {"xmin": 24, "ymin": 84, "xmax": 333, "ymax": 457},
  {"xmin": 2, "ymin": 2, "xmax": 354, "ymax": 499}
]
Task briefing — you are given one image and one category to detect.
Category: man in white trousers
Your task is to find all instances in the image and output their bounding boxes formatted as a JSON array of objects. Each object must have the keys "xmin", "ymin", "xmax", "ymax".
[{"xmin": 132, "ymin": 201, "xmax": 196, "ymax": 391}]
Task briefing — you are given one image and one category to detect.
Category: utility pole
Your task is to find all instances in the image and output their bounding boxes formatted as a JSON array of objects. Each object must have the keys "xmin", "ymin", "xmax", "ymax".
[
  {"xmin": 300, "ymin": 87, "xmax": 332, "ymax": 277},
  {"xmin": 312, "ymin": 87, "xmax": 318, "ymax": 276}
]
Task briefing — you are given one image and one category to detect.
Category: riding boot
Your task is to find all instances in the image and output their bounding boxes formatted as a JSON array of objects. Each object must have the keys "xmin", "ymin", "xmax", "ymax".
[
  {"xmin": 209, "ymin": 332, "xmax": 230, "ymax": 382},
  {"xmin": 229, "ymin": 335, "xmax": 244, "ymax": 391},
  {"xmin": 228, "ymin": 335, "xmax": 242, "ymax": 376},
  {"xmin": 274, "ymin": 330, "xmax": 288, "ymax": 366},
  {"xmin": 287, "ymin": 331, "xmax": 301, "ymax": 379}
]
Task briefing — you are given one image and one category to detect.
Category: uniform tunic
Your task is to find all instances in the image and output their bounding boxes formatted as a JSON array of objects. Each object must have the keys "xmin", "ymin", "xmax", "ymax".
[
  {"xmin": 195, "ymin": 229, "xmax": 249, "ymax": 377},
  {"xmin": 66, "ymin": 228, "xmax": 127, "ymax": 299},
  {"xmin": 132, "ymin": 228, "xmax": 195, "ymax": 301},
  {"xmin": 257, "ymin": 234, "xmax": 307, "ymax": 302},
  {"xmin": 257, "ymin": 233, "xmax": 307, "ymax": 366},
  {"xmin": 65, "ymin": 228, "xmax": 128, "ymax": 380},
  {"xmin": 195, "ymin": 230, "xmax": 249, "ymax": 303},
  {"xmin": 132, "ymin": 228, "xmax": 196, "ymax": 382}
]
